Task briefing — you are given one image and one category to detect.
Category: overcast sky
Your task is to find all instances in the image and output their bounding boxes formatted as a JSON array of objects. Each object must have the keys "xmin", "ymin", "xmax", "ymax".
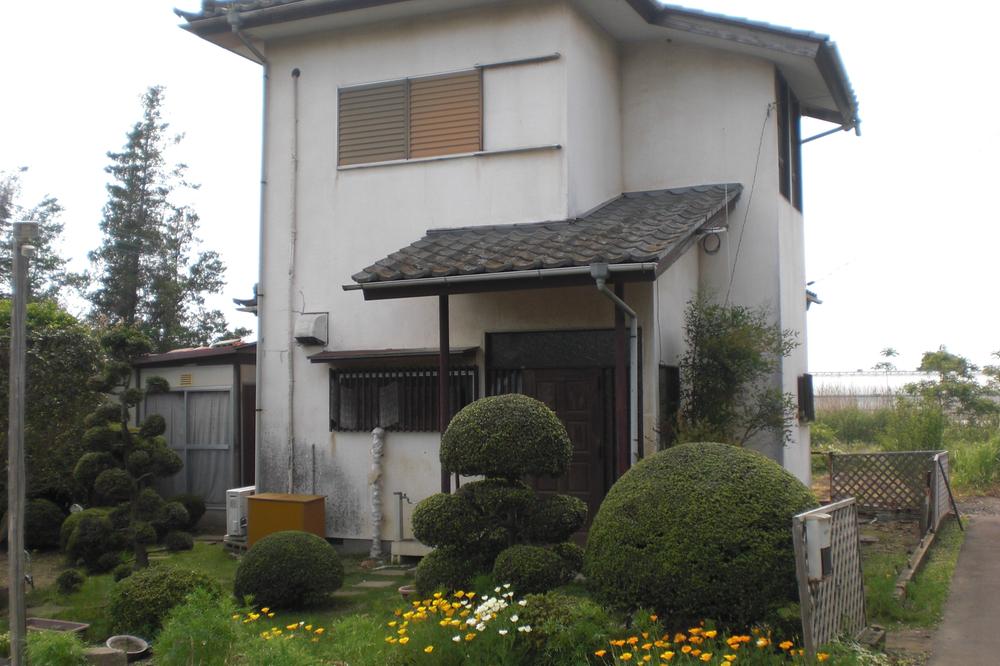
[{"xmin": 1, "ymin": 1, "xmax": 997, "ymax": 372}]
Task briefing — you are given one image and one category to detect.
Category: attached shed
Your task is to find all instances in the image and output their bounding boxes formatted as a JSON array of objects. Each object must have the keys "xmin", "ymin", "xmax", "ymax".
[{"xmin": 134, "ymin": 341, "xmax": 256, "ymax": 530}]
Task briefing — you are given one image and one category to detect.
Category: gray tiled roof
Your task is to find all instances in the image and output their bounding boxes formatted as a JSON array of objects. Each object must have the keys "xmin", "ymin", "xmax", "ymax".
[{"xmin": 352, "ymin": 184, "xmax": 741, "ymax": 284}]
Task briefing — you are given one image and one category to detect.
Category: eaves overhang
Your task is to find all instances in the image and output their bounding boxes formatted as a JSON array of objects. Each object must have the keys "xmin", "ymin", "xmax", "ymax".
[{"xmin": 178, "ymin": 0, "xmax": 858, "ymax": 130}]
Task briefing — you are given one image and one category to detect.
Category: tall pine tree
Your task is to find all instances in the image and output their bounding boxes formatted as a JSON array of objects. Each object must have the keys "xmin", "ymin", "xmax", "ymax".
[{"xmin": 88, "ymin": 86, "xmax": 241, "ymax": 352}]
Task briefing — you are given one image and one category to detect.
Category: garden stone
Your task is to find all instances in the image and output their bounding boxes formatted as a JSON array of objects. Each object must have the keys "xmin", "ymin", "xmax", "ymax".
[{"xmin": 84, "ymin": 647, "xmax": 126, "ymax": 666}]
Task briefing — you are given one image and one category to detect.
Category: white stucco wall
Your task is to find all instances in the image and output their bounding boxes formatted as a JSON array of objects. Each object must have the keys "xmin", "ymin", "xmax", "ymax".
[{"xmin": 253, "ymin": 2, "xmax": 814, "ymax": 542}]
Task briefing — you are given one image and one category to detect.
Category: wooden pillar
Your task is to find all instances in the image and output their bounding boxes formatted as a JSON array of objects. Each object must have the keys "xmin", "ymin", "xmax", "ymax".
[
  {"xmin": 438, "ymin": 294, "xmax": 451, "ymax": 493},
  {"xmin": 614, "ymin": 282, "xmax": 629, "ymax": 479}
]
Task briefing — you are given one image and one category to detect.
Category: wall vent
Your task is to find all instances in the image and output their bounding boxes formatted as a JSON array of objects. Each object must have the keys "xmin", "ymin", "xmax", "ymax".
[{"xmin": 179, "ymin": 373, "xmax": 194, "ymax": 387}]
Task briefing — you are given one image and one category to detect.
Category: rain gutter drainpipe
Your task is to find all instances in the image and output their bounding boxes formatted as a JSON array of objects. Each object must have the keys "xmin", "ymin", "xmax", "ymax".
[
  {"xmin": 228, "ymin": 9, "xmax": 269, "ymax": 489},
  {"xmin": 285, "ymin": 67, "xmax": 300, "ymax": 493},
  {"xmin": 590, "ymin": 263, "xmax": 639, "ymax": 468}
]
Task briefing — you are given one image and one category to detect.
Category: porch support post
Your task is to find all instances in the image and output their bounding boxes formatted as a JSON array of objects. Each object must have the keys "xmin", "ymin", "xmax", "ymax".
[
  {"xmin": 438, "ymin": 294, "xmax": 451, "ymax": 493},
  {"xmin": 614, "ymin": 282, "xmax": 629, "ymax": 479}
]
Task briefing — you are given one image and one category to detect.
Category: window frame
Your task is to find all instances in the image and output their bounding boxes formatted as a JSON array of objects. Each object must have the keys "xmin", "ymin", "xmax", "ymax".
[
  {"xmin": 337, "ymin": 68, "xmax": 484, "ymax": 167},
  {"xmin": 776, "ymin": 71, "xmax": 803, "ymax": 212}
]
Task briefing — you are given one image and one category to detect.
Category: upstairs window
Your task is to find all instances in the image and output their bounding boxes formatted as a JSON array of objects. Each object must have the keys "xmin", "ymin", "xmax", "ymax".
[
  {"xmin": 776, "ymin": 72, "xmax": 802, "ymax": 211},
  {"xmin": 338, "ymin": 69, "xmax": 483, "ymax": 166}
]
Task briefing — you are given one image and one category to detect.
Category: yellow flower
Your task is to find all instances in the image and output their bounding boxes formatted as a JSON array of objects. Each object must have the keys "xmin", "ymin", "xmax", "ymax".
[
  {"xmin": 595, "ymin": 649, "xmax": 607, "ymax": 657},
  {"xmin": 399, "ymin": 636, "xmax": 410, "ymax": 645},
  {"xmin": 424, "ymin": 645, "xmax": 434, "ymax": 653},
  {"xmin": 466, "ymin": 592, "xmax": 476, "ymax": 599},
  {"xmin": 388, "ymin": 621, "xmax": 397, "ymax": 627},
  {"xmin": 674, "ymin": 633, "xmax": 687, "ymax": 643},
  {"xmin": 649, "ymin": 614, "xmax": 658, "ymax": 622},
  {"xmin": 642, "ymin": 657, "xmax": 651, "ymax": 663},
  {"xmin": 691, "ymin": 649, "xmax": 701, "ymax": 657},
  {"xmin": 723, "ymin": 656, "xmax": 737, "ymax": 663},
  {"xmin": 397, "ymin": 628, "xmax": 407, "ymax": 635},
  {"xmin": 661, "ymin": 652, "xmax": 675, "ymax": 662},
  {"xmin": 314, "ymin": 628, "xmax": 325, "ymax": 635},
  {"xmin": 779, "ymin": 641, "xmax": 793, "ymax": 651},
  {"xmin": 611, "ymin": 640, "xmax": 627, "ymax": 647},
  {"xmin": 465, "ymin": 633, "xmax": 476, "ymax": 642},
  {"xmin": 654, "ymin": 641, "xmax": 667, "ymax": 649},
  {"xmin": 433, "ymin": 592, "xmax": 443, "ymax": 599},
  {"xmin": 704, "ymin": 630, "xmax": 717, "ymax": 639},
  {"xmin": 642, "ymin": 643, "xmax": 653, "ymax": 650},
  {"xmin": 817, "ymin": 654, "xmax": 830, "ymax": 662},
  {"xmin": 231, "ymin": 614, "xmax": 240, "ymax": 620},
  {"xmin": 700, "ymin": 654, "xmax": 712, "ymax": 662},
  {"xmin": 260, "ymin": 607, "xmax": 269, "ymax": 613},
  {"xmin": 681, "ymin": 646, "xmax": 692, "ymax": 654},
  {"xmin": 755, "ymin": 638, "xmax": 769, "ymax": 648},
  {"xmin": 642, "ymin": 632, "xmax": 650, "ymax": 639},
  {"xmin": 455, "ymin": 590, "xmax": 465, "ymax": 598},
  {"xmin": 628, "ymin": 636, "xmax": 639, "ymax": 645},
  {"xmin": 621, "ymin": 653, "xmax": 633, "ymax": 662},
  {"xmin": 305, "ymin": 624, "xmax": 313, "ymax": 631},
  {"xmin": 267, "ymin": 613, "xmax": 275, "ymax": 618}
]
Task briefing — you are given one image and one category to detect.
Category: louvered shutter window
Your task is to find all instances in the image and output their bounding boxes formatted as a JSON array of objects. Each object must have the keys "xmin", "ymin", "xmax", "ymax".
[
  {"xmin": 338, "ymin": 80, "xmax": 408, "ymax": 166},
  {"xmin": 409, "ymin": 70, "xmax": 482, "ymax": 158},
  {"xmin": 338, "ymin": 69, "xmax": 482, "ymax": 166}
]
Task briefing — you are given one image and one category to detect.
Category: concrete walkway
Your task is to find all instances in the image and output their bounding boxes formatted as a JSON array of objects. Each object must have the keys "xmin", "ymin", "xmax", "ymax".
[{"xmin": 928, "ymin": 515, "xmax": 1000, "ymax": 664}]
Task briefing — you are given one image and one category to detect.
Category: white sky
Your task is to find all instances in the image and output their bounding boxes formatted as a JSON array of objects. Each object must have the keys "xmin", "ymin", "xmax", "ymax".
[{"xmin": 2, "ymin": 1, "xmax": 998, "ymax": 372}]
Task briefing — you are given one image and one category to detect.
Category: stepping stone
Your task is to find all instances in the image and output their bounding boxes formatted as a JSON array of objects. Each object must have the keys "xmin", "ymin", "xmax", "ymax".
[
  {"xmin": 372, "ymin": 569, "xmax": 407, "ymax": 577},
  {"xmin": 26, "ymin": 605, "xmax": 68, "ymax": 616},
  {"xmin": 353, "ymin": 580, "xmax": 394, "ymax": 589},
  {"xmin": 332, "ymin": 590, "xmax": 363, "ymax": 598}
]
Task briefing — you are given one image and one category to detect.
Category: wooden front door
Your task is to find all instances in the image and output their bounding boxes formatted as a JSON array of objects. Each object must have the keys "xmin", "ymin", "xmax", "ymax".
[{"xmin": 523, "ymin": 368, "xmax": 607, "ymax": 534}]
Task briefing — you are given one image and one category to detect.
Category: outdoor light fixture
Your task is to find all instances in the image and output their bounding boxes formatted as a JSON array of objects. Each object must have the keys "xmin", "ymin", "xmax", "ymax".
[{"xmin": 701, "ymin": 232, "xmax": 722, "ymax": 255}]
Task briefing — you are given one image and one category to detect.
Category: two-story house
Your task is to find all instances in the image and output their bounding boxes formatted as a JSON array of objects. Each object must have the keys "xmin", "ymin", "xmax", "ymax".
[{"xmin": 178, "ymin": 0, "xmax": 858, "ymax": 553}]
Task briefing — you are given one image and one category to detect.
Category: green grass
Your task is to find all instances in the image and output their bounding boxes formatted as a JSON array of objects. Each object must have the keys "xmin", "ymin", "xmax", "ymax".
[{"xmin": 863, "ymin": 518, "xmax": 965, "ymax": 628}]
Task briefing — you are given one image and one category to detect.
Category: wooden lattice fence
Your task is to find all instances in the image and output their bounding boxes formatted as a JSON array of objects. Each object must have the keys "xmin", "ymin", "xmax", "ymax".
[
  {"xmin": 830, "ymin": 451, "xmax": 953, "ymax": 531},
  {"xmin": 792, "ymin": 498, "xmax": 867, "ymax": 656}
]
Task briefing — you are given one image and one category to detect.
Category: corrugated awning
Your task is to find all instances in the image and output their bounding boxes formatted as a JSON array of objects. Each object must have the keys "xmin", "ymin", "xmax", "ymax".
[{"xmin": 345, "ymin": 183, "xmax": 741, "ymax": 300}]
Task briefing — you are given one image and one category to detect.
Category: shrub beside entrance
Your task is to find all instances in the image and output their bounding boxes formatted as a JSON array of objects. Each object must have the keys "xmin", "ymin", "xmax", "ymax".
[{"xmin": 584, "ymin": 442, "xmax": 816, "ymax": 627}]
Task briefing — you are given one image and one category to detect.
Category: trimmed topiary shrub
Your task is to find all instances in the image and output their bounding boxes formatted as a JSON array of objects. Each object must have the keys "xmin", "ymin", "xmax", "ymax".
[
  {"xmin": 95, "ymin": 551, "xmax": 123, "ymax": 574},
  {"xmin": 585, "ymin": 442, "xmax": 817, "ymax": 627},
  {"xmin": 551, "ymin": 542, "xmax": 584, "ymax": 576},
  {"xmin": 154, "ymin": 502, "xmax": 190, "ymax": 537},
  {"xmin": 170, "ymin": 494, "xmax": 207, "ymax": 530},
  {"xmin": 523, "ymin": 494, "xmax": 587, "ymax": 544},
  {"xmin": 60, "ymin": 508, "xmax": 110, "ymax": 551},
  {"xmin": 25, "ymin": 498, "xmax": 66, "ymax": 550},
  {"xmin": 493, "ymin": 544, "xmax": 573, "ymax": 595},
  {"xmin": 233, "ymin": 531, "xmax": 344, "ymax": 608},
  {"xmin": 411, "ymin": 493, "xmax": 487, "ymax": 549},
  {"xmin": 112, "ymin": 563, "xmax": 133, "ymax": 582},
  {"xmin": 94, "ymin": 468, "xmax": 133, "ymax": 504},
  {"xmin": 66, "ymin": 513, "xmax": 116, "ymax": 571},
  {"xmin": 164, "ymin": 531, "xmax": 194, "ymax": 552},
  {"xmin": 440, "ymin": 394, "xmax": 571, "ymax": 479},
  {"xmin": 414, "ymin": 546, "xmax": 485, "ymax": 596},
  {"xmin": 56, "ymin": 569, "xmax": 84, "ymax": 595},
  {"xmin": 109, "ymin": 565, "xmax": 219, "ymax": 637}
]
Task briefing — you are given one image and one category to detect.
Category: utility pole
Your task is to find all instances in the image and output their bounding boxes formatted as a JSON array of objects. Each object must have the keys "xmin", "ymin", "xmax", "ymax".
[{"xmin": 8, "ymin": 221, "xmax": 38, "ymax": 666}]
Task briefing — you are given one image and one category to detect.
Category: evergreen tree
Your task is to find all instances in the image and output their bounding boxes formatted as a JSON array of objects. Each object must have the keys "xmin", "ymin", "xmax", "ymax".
[
  {"xmin": 0, "ymin": 168, "xmax": 79, "ymax": 300},
  {"xmin": 88, "ymin": 86, "xmax": 238, "ymax": 352}
]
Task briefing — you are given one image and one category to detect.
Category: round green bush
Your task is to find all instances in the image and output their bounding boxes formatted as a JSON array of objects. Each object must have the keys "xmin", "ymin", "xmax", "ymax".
[
  {"xmin": 94, "ymin": 468, "xmax": 132, "ymax": 504},
  {"xmin": 150, "ymin": 447, "xmax": 183, "ymax": 477},
  {"xmin": 126, "ymin": 450, "xmax": 152, "ymax": 477},
  {"xmin": 135, "ymin": 488, "xmax": 165, "ymax": 521},
  {"xmin": 523, "ymin": 494, "xmax": 587, "ymax": 544},
  {"xmin": 108, "ymin": 503, "xmax": 131, "ymax": 530},
  {"xmin": 493, "ymin": 544, "xmax": 572, "ymax": 595},
  {"xmin": 82, "ymin": 426, "xmax": 119, "ymax": 452},
  {"xmin": 157, "ymin": 502, "xmax": 190, "ymax": 534},
  {"xmin": 95, "ymin": 551, "xmax": 122, "ymax": 574},
  {"xmin": 112, "ymin": 563, "xmax": 133, "ymax": 582},
  {"xmin": 73, "ymin": 452, "xmax": 116, "ymax": 490},
  {"xmin": 233, "ymin": 531, "xmax": 344, "ymax": 608},
  {"xmin": 139, "ymin": 413, "xmax": 166, "ymax": 438},
  {"xmin": 132, "ymin": 521, "xmax": 157, "ymax": 545},
  {"xmin": 551, "ymin": 542, "xmax": 584, "ymax": 575},
  {"xmin": 414, "ymin": 547, "xmax": 485, "ymax": 596},
  {"xmin": 109, "ymin": 565, "xmax": 218, "ymax": 637},
  {"xmin": 56, "ymin": 569, "xmax": 84, "ymax": 595},
  {"xmin": 411, "ymin": 493, "xmax": 485, "ymax": 548},
  {"xmin": 25, "ymin": 498, "xmax": 66, "ymax": 550},
  {"xmin": 164, "ymin": 531, "xmax": 194, "ymax": 552},
  {"xmin": 60, "ymin": 508, "xmax": 110, "ymax": 551},
  {"xmin": 170, "ymin": 494, "xmax": 207, "ymax": 530},
  {"xmin": 440, "ymin": 394, "xmax": 572, "ymax": 479},
  {"xmin": 66, "ymin": 513, "xmax": 116, "ymax": 571},
  {"xmin": 84, "ymin": 402, "xmax": 126, "ymax": 428},
  {"xmin": 584, "ymin": 442, "xmax": 817, "ymax": 627}
]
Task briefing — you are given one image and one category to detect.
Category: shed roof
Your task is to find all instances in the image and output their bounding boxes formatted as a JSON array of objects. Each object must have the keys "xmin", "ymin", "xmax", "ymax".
[{"xmin": 346, "ymin": 183, "xmax": 740, "ymax": 299}]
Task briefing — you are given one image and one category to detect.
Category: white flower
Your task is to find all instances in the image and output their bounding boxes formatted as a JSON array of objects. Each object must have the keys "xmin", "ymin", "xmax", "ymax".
[
  {"xmin": 510, "ymin": 615, "xmax": 518, "ymax": 623},
  {"xmin": 494, "ymin": 586, "xmax": 501, "ymax": 593},
  {"xmin": 452, "ymin": 635, "xmax": 461, "ymax": 643},
  {"xmin": 466, "ymin": 618, "xmax": 477, "ymax": 626},
  {"xmin": 503, "ymin": 583, "xmax": 511, "ymax": 589},
  {"xmin": 518, "ymin": 600, "xmax": 527, "ymax": 606},
  {"xmin": 476, "ymin": 622, "xmax": 486, "ymax": 631},
  {"xmin": 498, "ymin": 629, "xmax": 509, "ymax": 636},
  {"xmin": 517, "ymin": 625, "xmax": 532, "ymax": 633}
]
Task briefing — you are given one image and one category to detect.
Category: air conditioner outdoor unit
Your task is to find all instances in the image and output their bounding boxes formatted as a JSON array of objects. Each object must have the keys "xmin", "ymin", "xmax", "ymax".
[{"xmin": 226, "ymin": 485, "xmax": 256, "ymax": 537}]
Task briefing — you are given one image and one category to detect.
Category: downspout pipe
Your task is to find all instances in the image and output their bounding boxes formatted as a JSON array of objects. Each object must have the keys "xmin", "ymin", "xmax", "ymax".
[
  {"xmin": 590, "ymin": 264, "xmax": 639, "ymax": 468},
  {"xmin": 229, "ymin": 9, "xmax": 269, "ymax": 489}
]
